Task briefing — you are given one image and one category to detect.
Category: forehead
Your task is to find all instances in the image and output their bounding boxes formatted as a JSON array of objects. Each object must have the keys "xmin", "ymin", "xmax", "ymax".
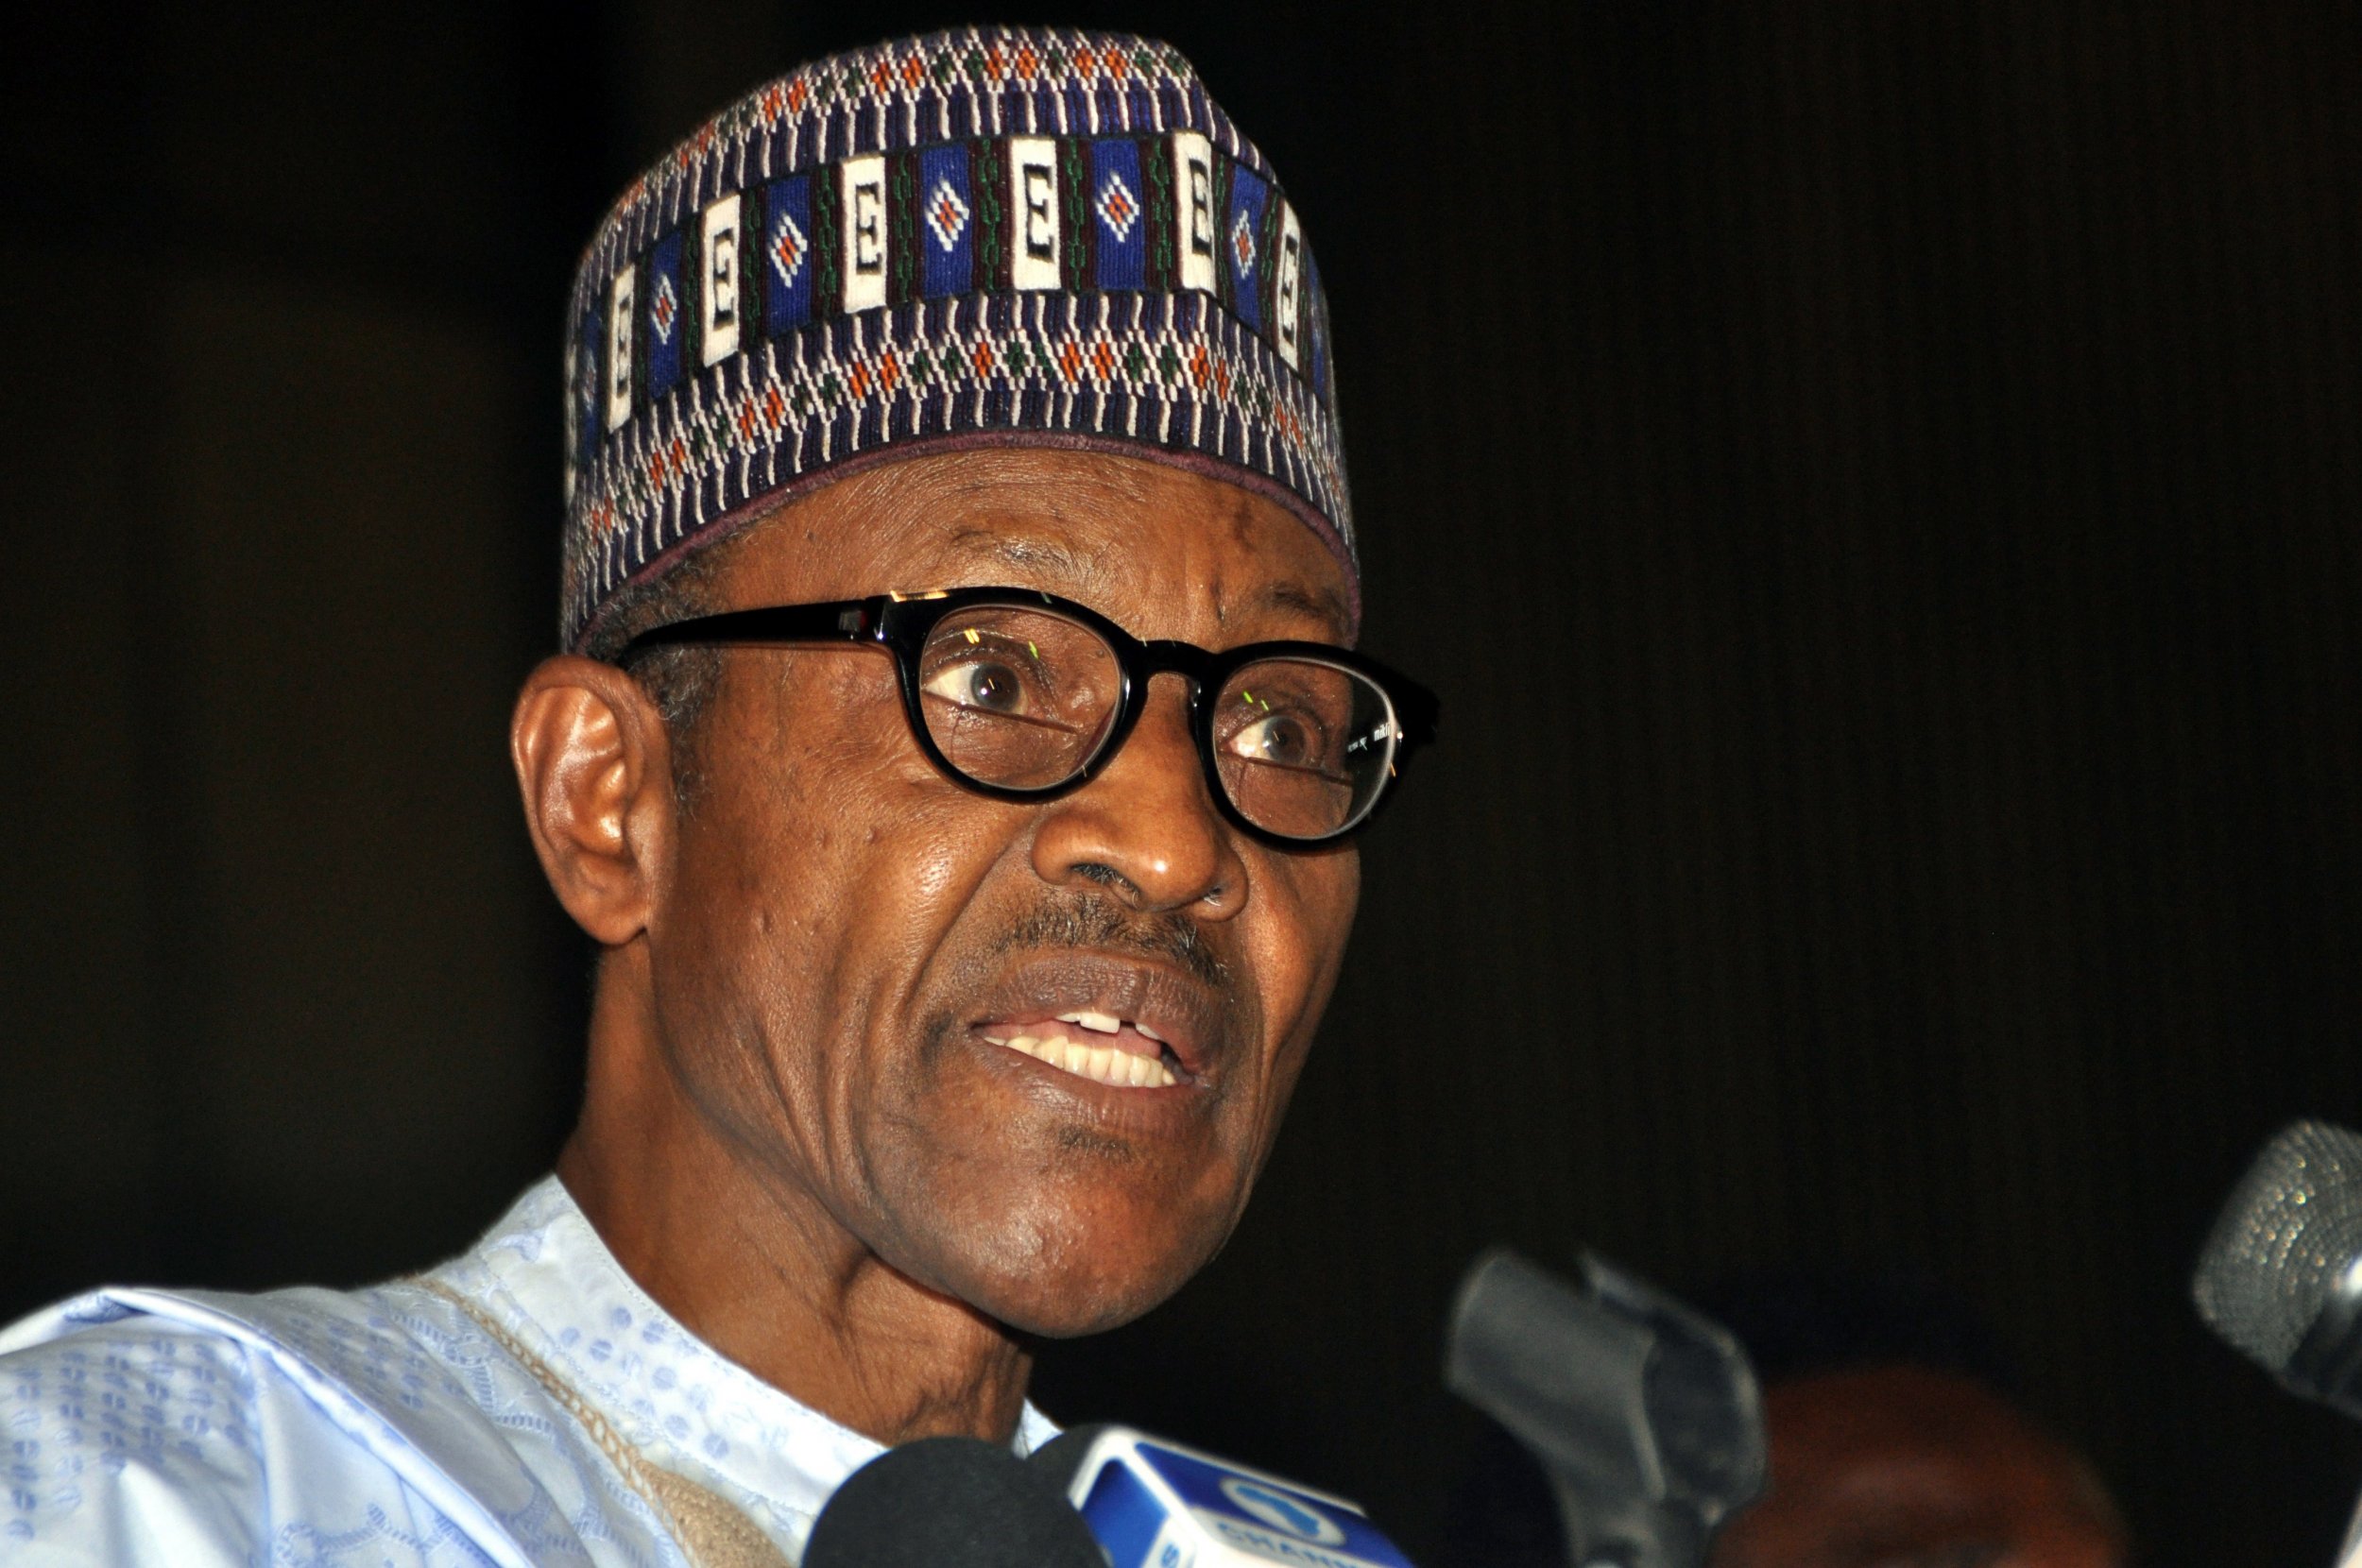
[{"xmin": 711, "ymin": 449, "xmax": 1356, "ymax": 645}]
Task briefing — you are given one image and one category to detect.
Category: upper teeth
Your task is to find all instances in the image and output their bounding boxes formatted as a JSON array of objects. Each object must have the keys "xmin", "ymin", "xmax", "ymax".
[
  {"xmin": 984, "ymin": 1031, "xmax": 1176, "ymax": 1088},
  {"xmin": 1053, "ymin": 1010, "xmax": 1166, "ymax": 1045}
]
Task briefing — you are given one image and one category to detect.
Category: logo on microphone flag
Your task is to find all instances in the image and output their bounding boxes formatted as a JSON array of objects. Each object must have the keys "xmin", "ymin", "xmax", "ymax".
[
  {"xmin": 1219, "ymin": 1478, "xmax": 1347, "ymax": 1546},
  {"xmin": 1067, "ymin": 1430, "xmax": 1414, "ymax": 1568}
]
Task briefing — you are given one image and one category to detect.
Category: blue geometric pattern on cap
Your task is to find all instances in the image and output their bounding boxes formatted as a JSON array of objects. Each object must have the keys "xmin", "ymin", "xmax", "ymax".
[{"xmin": 561, "ymin": 26, "xmax": 1351, "ymax": 651}]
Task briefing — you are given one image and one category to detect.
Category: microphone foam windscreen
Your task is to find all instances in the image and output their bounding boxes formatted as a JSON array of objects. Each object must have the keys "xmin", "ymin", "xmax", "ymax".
[
  {"xmin": 1026, "ymin": 1423, "xmax": 1108, "ymax": 1497},
  {"xmin": 2193, "ymin": 1119, "xmax": 2362, "ymax": 1371},
  {"xmin": 802, "ymin": 1436, "xmax": 1105, "ymax": 1568}
]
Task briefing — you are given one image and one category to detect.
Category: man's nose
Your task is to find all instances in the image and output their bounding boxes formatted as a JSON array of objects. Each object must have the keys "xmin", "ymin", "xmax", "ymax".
[{"xmin": 1030, "ymin": 675, "xmax": 1247, "ymax": 918}]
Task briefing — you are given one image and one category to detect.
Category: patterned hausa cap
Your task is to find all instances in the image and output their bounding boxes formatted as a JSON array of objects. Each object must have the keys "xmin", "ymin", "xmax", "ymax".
[{"xmin": 561, "ymin": 26, "xmax": 1352, "ymax": 653}]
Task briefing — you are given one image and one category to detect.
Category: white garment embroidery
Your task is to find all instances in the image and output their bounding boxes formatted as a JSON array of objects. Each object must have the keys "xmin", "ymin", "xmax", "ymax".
[{"xmin": 0, "ymin": 1177, "xmax": 1057, "ymax": 1566}]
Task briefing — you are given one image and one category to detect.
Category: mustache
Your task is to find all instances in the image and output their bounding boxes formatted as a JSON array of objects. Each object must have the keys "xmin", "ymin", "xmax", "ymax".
[{"xmin": 992, "ymin": 893, "xmax": 1230, "ymax": 989}]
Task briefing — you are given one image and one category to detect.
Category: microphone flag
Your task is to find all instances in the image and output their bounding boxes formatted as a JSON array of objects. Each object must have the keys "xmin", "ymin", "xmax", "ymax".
[{"xmin": 1049, "ymin": 1427, "xmax": 1418, "ymax": 1568}]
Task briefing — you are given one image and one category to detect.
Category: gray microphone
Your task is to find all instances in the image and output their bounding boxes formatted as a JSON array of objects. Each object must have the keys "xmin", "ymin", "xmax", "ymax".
[
  {"xmin": 2193, "ymin": 1119, "xmax": 2362, "ymax": 1420},
  {"xmin": 1445, "ymin": 1249, "xmax": 1766, "ymax": 1568}
]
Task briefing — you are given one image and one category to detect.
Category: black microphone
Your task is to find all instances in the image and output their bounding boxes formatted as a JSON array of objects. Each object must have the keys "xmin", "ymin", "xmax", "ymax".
[
  {"xmin": 802, "ymin": 1435, "xmax": 1105, "ymax": 1568},
  {"xmin": 1025, "ymin": 1422, "xmax": 1104, "ymax": 1496},
  {"xmin": 2193, "ymin": 1119, "xmax": 2362, "ymax": 1420}
]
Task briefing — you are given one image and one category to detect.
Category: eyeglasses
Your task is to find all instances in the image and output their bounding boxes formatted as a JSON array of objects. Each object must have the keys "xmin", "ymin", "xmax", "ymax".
[{"xmin": 621, "ymin": 586, "xmax": 1437, "ymax": 846}]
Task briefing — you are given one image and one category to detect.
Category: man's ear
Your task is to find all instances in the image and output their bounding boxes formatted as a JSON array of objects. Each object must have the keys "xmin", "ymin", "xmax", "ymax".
[{"xmin": 510, "ymin": 656, "xmax": 678, "ymax": 946}]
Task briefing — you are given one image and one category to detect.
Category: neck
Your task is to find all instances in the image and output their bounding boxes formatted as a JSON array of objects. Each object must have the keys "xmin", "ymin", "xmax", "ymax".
[{"xmin": 556, "ymin": 949, "xmax": 1034, "ymax": 1446}]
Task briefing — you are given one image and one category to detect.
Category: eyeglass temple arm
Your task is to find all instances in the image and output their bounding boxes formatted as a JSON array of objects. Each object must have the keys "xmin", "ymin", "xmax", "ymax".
[
  {"xmin": 621, "ymin": 599, "xmax": 882, "ymax": 655},
  {"xmin": 1387, "ymin": 673, "xmax": 1442, "ymax": 751}
]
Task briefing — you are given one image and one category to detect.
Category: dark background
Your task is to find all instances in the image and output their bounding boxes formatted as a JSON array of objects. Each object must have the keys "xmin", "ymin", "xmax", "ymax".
[{"xmin": 7, "ymin": 3, "xmax": 2360, "ymax": 1562}]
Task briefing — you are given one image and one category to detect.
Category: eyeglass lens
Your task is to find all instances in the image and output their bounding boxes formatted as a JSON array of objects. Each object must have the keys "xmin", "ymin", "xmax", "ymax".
[
  {"xmin": 914, "ymin": 604, "xmax": 1396, "ymax": 840},
  {"xmin": 917, "ymin": 605, "xmax": 1121, "ymax": 789}
]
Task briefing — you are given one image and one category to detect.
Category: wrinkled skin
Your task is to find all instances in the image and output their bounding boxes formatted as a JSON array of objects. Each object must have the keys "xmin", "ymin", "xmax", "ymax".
[
  {"xmin": 1711, "ymin": 1366, "xmax": 2130, "ymax": 1568},
  {"xmin": 510, "ymin": 449, "xmax": 1361, "ymax": 1444}
]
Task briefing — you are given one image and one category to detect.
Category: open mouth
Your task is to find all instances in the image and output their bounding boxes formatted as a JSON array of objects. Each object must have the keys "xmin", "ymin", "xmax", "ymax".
[{"xmin": 982, "ymin": 1009, "xmax": 1181, "ymax": 1089}]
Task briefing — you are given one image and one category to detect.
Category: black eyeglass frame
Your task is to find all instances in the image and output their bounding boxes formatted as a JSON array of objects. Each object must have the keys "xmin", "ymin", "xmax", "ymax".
[{"xmin": 620, "ymin": 585, "xmax": 1438, "ymax": 847}]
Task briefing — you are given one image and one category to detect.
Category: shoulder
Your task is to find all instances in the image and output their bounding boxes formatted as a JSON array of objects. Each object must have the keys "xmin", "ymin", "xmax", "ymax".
[
  {"xmin": 0, "ymin": 1287, "xmax": 554, "ymax": 1567},
  {"xmin": 1, "ymin": 1298, "xmax": 271, "ymax": 1564}
]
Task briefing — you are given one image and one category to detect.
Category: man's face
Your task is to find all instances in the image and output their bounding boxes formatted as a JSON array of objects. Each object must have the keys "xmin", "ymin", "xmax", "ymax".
[{"xmin": 643, "ymin": 449, "xmax": 1361, "ymax": 1337}]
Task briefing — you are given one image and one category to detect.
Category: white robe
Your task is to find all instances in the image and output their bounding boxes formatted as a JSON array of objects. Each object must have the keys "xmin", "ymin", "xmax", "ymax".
[{"xmin": 0, "ymin": 1178, "xmax": 1057, "ymax": 1566}]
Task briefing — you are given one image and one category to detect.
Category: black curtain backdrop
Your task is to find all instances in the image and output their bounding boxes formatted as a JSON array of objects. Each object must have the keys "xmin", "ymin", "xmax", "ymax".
[{"xmin": 7, "ymin": 4, "xmax": 2360, "ymax": 1563}]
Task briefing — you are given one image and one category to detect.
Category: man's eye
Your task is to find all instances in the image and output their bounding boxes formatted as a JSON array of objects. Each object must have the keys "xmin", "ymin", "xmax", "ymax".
[
  {"xmin": 1228, "ymin": 711, "xmax": 1320, "ymax": 766},
  {"xmin": 922, "ymin": 659, "xmax": 1031, "ymax": 714}
]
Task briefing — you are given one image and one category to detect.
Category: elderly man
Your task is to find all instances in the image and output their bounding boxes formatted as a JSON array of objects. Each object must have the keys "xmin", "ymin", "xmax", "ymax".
[{"xmin": 0, "ymin": 26, "xmax": 1429, "ymax": 1567}]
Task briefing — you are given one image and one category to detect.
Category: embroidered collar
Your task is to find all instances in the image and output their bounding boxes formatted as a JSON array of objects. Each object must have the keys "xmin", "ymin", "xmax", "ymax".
[{"xmin": 429, "ymin": 1177, "xmax": 1058, "ymax": 1537}]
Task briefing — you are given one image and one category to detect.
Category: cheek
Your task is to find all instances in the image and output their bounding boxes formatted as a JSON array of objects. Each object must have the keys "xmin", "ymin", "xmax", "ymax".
[
  {"xmin": 716, "ymin": 656, "xmax": 951, "ymax": 904},
  {"xmin": 1251, "ymin": 846, "xmax": 1361, "ymax": 1049},
  {"xmin": 667, "ymin": 664, "xmax": 944, "ymax": 1044},
  {"xmin": 903, "ymin": 808, "xmax": 970, "ymax": 905},
  {"xmin": 1227, "ymin": 846, "xmax": 1359, "ymax": 1152},
  {"xmin": 745, "ymin": 677, "xmax": 1020, "ymax": 1043}
]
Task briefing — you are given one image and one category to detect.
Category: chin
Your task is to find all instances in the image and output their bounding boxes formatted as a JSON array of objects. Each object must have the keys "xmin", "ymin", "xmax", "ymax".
[
  {"xmin": 981, "ymin": 1272, "xmax": 1188, "ymax": 1339},
  {"xmin": 918, "ymin": 1202, "xmax": 1238, "ymax": 1340}
]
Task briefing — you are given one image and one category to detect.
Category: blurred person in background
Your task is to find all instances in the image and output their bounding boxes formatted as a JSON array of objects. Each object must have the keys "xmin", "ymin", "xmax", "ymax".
[{"xmin": 1707, "ymin": 1273, "xmax": 2128, "ymax": 1568}]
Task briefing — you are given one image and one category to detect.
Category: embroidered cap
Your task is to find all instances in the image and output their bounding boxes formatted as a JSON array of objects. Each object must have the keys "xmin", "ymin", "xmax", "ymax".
[{"xmin": 561, "ymin": 26, "xmax": 1352, "ymax": 653}]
